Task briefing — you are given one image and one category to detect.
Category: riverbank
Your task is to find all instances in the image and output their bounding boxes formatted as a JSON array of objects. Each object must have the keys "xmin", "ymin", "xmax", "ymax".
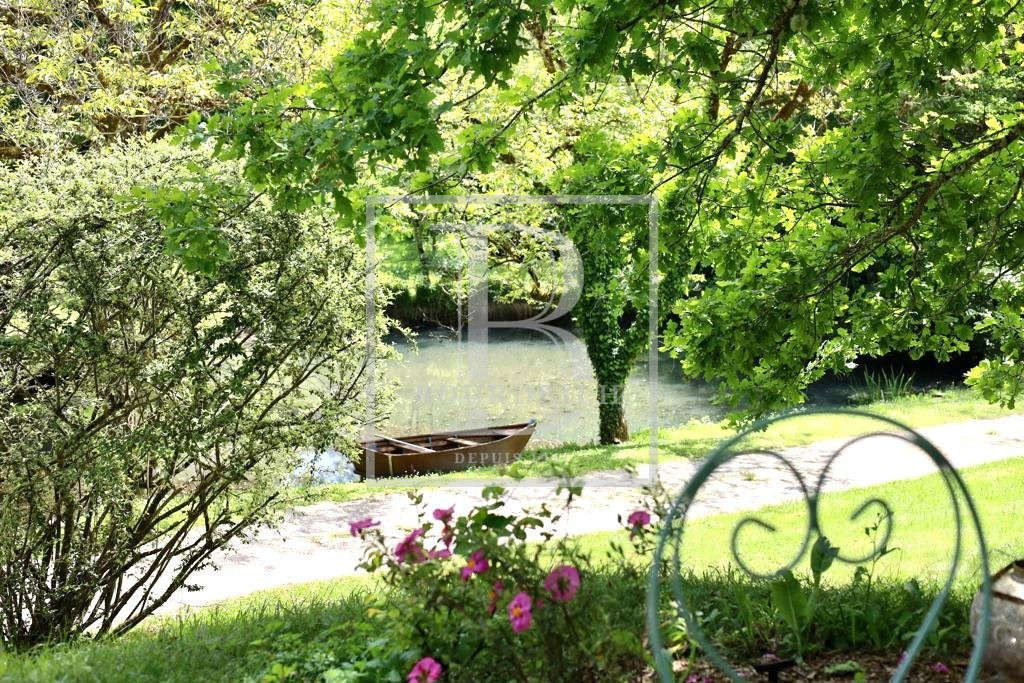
[
  {"xmin": 160, "ymin": 391, "xmax": 1023, "ymax": 612},
  {"xmin": 288, "ymin": 389, "xmax": 1018, "ymax": 505}
]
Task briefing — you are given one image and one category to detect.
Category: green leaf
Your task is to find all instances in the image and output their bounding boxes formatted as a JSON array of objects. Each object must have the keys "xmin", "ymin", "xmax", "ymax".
[
  {"xmin": 823, "ymin": 660, "xmax": 864, "ymax": 675},
  {"xmin": 481, "ymin": 486, "xmax": 504, "ymax": 500},
  {"xmin": 769, "ymin": 570, "xmax": 807, "ymax": 636},
  {"xmin": 810, "ymin": 536, "xmax": 839, "ymax": 587}
]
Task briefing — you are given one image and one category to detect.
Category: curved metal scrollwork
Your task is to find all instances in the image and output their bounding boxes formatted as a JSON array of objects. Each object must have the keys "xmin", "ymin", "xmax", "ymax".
[{"xmin": 646, "ymin": 409, "xmax": 992, "ymax": 682}]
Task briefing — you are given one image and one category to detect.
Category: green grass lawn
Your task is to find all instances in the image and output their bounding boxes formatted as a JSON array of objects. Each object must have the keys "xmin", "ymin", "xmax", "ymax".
[
  {"xmin": 5, "ymin": 453, "xmax": 1021, "ymax": 681},
  {"xmin": 579, "ymin": 455, "xmax": 1024, "ymax": 585},
  {"xmin": 292, "ymin": 389, "xmax": 1020, "ymax": 505},
  {"xmin": 0, "ymin": 584, "xmax": 378, "ymax": 683}
]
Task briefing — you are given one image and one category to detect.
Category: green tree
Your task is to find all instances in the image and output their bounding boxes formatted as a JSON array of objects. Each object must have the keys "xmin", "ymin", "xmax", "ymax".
[
  {"xmin": 185, "ymin": 0, "xmax": 1024, "ymax": 417},
  {"xmin": 558, "ymin": 133, "xmax": 654, "ymax": 443}
]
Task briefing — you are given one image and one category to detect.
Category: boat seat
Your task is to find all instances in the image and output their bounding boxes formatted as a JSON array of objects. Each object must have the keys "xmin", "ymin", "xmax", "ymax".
[
  {"xmin": 373, "ymin": 434, "xmax": 435, "ymax": 453},
  {"xmin": 446, "ymin": 437, "xmax": 480, "ymax": 447}
]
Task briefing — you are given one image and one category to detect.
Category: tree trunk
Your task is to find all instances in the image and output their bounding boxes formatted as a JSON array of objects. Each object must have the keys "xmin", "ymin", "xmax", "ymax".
[{"xmin": 598, "ymin": 384, "xmax": 628, "ymax": 444}]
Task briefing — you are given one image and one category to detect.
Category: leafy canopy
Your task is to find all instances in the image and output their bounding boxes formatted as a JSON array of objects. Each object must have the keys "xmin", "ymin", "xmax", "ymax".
[{"xmin": 186, "ymin": 0, "xmax": 1024, "ymax": 415}]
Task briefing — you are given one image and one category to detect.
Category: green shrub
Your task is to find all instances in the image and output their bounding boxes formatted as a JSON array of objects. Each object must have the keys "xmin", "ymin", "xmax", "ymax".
[{"xmin": 0, "ymin": 142, "xmax": 376, "ymax": 647}]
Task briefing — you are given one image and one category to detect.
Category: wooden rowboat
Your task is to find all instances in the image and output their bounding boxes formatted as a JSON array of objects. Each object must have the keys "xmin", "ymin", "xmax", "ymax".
[{"xmin": 355, "ymin": 420, "xmax": 537, "ymax": 478}]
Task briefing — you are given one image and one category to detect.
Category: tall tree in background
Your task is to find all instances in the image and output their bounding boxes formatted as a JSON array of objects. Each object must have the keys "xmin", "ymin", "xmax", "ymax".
[{"xmin": 558, "ymin": 133, "xmax": 654, "ymax": 443}]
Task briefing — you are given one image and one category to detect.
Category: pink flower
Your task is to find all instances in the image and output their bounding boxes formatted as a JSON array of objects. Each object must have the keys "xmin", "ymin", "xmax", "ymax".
[
  {"xmin": 434, "ymin": 507, "xmax": 455, "ymax": 547},
  {"xmin": 685, "ymin": 675, "xmax": 711, "ymax": 683},
  {"xmin": 627, "ymin": 509, "xmax": 651, "ymax": 527},
  {"xmin": 507, "ymin": 591, "xmax": 533, "ymax": 633},
  {"xmin": 627, "ymin": 509, "xmax": 652, "ymax": 539},
  {"xmin": 487, "ymin": 580, "xmax": 504, "ymax": 615},
  {"xmin": 543, "ymin": 565, "xmax": 580, "ymax": 603},
  {"xmin": 931, "ymin": 662, "xmax": 951, "ymax": 674},
  {"xmin": 349, "ymin": 517, "xmax": 380, "ymax": 536},
  {"xmin": 428, "ymin": 547, "xmax": 451, "ymax": 560},
  {"xmin": 407, "ymin": 656, "xmax": 442, "ymax": 682},
  {"xmin": 459, "ymin": 549, "xmax": 489, "ymax": 581},
  {"xmin": 395, "ymin": 528, "xmax": 427, "ymax": 564}
]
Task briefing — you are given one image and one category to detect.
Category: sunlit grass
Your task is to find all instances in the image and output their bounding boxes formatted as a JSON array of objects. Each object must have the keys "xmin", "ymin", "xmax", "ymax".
[
  {"xmin": 577, "ymin": 455, "xmax": 1024, "ymax": 587},
  {"xmin": 0, "ymin": 578, "xmax": 376, "ymax": 683}
]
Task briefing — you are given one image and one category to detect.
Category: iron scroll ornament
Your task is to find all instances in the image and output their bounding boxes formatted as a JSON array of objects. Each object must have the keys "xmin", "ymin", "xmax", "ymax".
[{"xmin": 645, "ymin": 409, "xmax": 993, "ymax": 681}]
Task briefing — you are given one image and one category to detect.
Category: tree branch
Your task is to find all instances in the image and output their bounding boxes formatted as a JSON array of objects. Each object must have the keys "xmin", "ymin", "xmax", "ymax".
[{"xmin": 804, "ymin": 120, "xmax": 1024, "ymax": 299}]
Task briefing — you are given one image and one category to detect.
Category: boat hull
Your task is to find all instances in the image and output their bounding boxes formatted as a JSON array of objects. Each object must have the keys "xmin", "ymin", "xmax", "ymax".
[{"xmin": 355, "ymin": 421, "xmax": 535, "ymax": 478}]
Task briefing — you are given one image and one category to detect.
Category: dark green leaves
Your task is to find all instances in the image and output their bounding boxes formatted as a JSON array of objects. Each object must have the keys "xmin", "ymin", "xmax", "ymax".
[{"xmin": 810, "ymin": 536, "xmax": 839, "ymax": 588}]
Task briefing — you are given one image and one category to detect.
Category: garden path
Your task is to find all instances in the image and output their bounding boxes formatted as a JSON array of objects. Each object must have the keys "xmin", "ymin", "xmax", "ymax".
[{"xmin": 160, "ymin": 414, "xmax": 1024, "ymax": 614}]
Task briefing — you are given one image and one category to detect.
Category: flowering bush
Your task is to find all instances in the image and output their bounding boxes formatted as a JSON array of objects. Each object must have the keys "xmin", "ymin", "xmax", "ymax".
[
  {"xmin": 352, "ymin": 487, "xmax": 648, "ymax": 681},
  {"xmin": 245, "ymin": 482, "xmax": 973, "ymax": 681}
]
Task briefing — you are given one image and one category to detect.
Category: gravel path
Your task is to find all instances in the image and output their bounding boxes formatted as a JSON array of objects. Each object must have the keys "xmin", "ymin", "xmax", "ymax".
[{"xmin": 160, "ymin": 415, "xmax": 1024, "ymax": 614}]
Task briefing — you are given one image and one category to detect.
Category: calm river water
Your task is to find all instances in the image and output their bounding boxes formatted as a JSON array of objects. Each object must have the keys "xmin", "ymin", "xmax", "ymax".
[{"xmin": 378, "ymin": 328, "xmax": 847, "ymax": 446}]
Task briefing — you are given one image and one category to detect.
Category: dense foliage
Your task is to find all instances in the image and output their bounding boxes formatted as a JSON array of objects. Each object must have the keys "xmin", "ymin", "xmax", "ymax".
[
  {"xmin": 557, "ymin": 134, "xmax": 655, "ymax": 442},
  {"xmin": 176, "ymin": 0, "xmax": 1024, "ymax": 419},
  {"xmin": 0, "ymin": 0, "xmax": 356, "ymax": 157},
  {"xmin": 2, "ymin": 0, "xmax": 1022, "ymax": 664},
  {"xmin": 0, "ymin": 142, "xmax": 375, "ymax": 646}
]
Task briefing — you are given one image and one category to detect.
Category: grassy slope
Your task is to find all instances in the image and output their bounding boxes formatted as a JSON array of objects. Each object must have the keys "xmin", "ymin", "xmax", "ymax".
[
  {"xmin": 578, "ymin": 456, "xmax": 1024, "ymax": 585},
  {"xmin": 0, "ymin": 577, "xmax": 375, "ymax": 683},
  {"xmin": 5, "ymin": 454, "xmax": 1022, "ymax": 681},
  {"xmin": 293, "ymin": 389, "xmax": 1019, "ymax": 504}
]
